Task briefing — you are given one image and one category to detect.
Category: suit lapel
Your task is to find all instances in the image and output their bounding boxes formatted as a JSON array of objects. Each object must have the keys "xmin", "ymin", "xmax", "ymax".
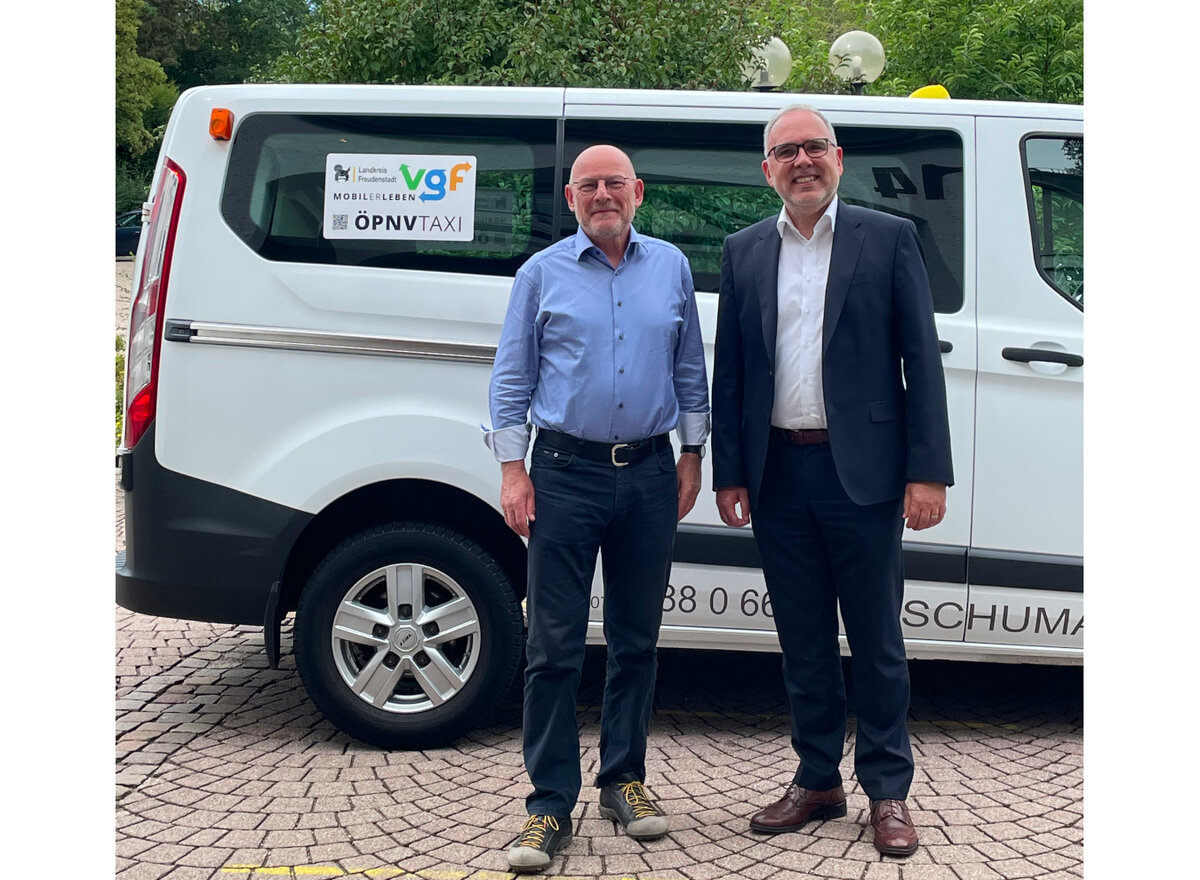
[
  {"xmin": 753, "ymin": 225, "xmax": 782, "ymax": 370},
  {"xmin": 823, "ymin": 205, "xmax": 865, "ymax": 352}
]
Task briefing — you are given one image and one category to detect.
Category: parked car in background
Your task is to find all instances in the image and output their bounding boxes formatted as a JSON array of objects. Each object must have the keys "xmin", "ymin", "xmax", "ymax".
[{"xmin": 116, "ymin": 210, "xmax": 142, "ymax": 258}]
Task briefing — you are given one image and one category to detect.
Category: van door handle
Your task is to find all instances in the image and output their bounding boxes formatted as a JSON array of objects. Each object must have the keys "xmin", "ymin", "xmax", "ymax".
[
  {"xmin": 1002, "ymin": 347, "xmax": 1083, "ymax": 367},
  {"xmin": 938, "ymin": 340, "xmax": 952, "ymax": 353}
]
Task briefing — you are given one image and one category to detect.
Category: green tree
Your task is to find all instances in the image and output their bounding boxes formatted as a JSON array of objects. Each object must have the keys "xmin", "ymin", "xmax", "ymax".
[
  {"xmin": 117, "ymin": 0, "xmax": 175, "ymax": 158},
  {"xmin": 122, "ymin": 1, "xmax": 312, "ymax": 213},
  {"xmin": 764, "ymin": 0, "xmax": 1081, "ymax": 103},
  {"xmin": 117, "ymin": 0, "xmax": 179, "ymax": 212},
  {"xmin": 136, "ymin": 0, "xmax": 204, "ymax": 74},
  {"xmin": 268, "ymin": 0, "xmax": 770, "ymax": 89},
  {"xmin": 140, "ymin": 0, "xmax": 315, "ymax": 90}
]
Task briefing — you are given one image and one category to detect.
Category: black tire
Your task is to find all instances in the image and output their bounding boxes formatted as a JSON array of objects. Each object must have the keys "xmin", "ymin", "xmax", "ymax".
[{"xmin": 295, "ymin": 521, "xmax": 523, "ymax": 749}]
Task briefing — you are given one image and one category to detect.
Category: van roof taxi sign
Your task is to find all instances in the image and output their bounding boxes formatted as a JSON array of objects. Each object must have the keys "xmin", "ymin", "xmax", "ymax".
[{"xmin": 323, "ymin": 153, "xmax": 477, "ymax": 241}]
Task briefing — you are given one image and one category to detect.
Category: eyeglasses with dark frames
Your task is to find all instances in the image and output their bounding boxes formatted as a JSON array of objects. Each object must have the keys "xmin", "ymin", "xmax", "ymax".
[
  {"xmin": 766, "ymin": 138, "xmax": 836, "ymax": 162},
  {"xmin": 569, "ymin": 176, "xmax": 635, "ymax": 194}
]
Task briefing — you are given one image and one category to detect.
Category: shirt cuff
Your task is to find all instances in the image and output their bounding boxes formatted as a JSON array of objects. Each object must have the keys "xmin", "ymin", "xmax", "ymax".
[
  {"xmin": 675, "ymin": 411, "xmax": 711, "ymax": 447},
  {"xmin": 482, "ymin": 423, "xmax": 532, "ymax": 462}
]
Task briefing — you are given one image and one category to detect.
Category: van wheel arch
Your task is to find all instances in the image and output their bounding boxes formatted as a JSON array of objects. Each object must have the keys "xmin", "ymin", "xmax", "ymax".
[{"xmin": 278, "ymin": 479, "xmax": 527, "ymax": 618}]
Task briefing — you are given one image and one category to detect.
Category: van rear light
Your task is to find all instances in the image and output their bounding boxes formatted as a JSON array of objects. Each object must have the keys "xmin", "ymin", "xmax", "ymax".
[{"xmin": 122, "ymin": 158, "xmax": 186, "ymax": 450}]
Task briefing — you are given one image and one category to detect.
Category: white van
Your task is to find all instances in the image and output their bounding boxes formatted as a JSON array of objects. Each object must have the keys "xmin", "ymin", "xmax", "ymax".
[{"xmin": 117, "ymin": 85, "xmax": 1083, "ymax": 748}]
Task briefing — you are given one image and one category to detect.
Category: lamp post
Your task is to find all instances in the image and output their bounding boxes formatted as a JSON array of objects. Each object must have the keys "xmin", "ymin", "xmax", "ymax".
[
  {"xmin": 744, "ymin": 36, "xmax": 793, "ymax": 92},
  {"xmin": 829, "ymin": 30, "xmax": 885, "ymax": 95}
]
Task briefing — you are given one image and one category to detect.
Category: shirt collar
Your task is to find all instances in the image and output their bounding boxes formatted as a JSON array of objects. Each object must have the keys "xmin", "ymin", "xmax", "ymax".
[
  {"xmin": 776, "ymin": 196, "xmax": 838, "ymax": 241},
  {"xmin": 573, "ymin": 224, "xmax": 643, "ymax": 261}
]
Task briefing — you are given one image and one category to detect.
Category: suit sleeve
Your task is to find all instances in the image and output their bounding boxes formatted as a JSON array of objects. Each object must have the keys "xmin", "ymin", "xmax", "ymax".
[
  {"xmin": 893, "ymin": 221, "xmax": 954, "ymax": 486},
  {"xmin": 711, "ymin": 238, "xmax": 748, "ymax": 490}
]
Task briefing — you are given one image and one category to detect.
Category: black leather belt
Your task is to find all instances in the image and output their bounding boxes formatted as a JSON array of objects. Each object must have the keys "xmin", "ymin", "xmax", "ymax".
[
  {"xmin": 773, "ymin": 426, "xmax": 830, "ymax": 446},
  {"xmin": 537, "ymin": 429, "xmax": 670, "ymax": 467}
]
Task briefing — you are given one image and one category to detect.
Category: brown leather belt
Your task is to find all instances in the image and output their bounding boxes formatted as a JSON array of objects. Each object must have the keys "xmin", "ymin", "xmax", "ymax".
[{"xmin": 773, "ymin": 426, "xmax": 830, "ymax": 446}]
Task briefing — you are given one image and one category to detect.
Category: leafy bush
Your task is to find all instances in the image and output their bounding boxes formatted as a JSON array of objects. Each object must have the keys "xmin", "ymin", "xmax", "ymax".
[
  {"xmin": 116, "ymin": 159, "xmax": 152, "ymax": 214},
  {"xmin": 116, "ymin": 336, "xmax": 126, "ymax": 448}
]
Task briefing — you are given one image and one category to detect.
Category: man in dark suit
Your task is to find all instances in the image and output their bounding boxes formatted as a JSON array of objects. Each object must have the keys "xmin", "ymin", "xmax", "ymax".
[{"xmin": 711, "ymin": 105, "xmax": 953, "ymax": 857}]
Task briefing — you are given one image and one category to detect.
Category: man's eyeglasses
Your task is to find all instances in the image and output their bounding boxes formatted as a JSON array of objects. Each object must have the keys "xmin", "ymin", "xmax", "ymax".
[
  {"xmin": 570, "ymin": 176, "xmax": 634, "ymax": 194},
  {"xmin": 766, "ymin": 138, "xmax": 835, "ymax": 162}
]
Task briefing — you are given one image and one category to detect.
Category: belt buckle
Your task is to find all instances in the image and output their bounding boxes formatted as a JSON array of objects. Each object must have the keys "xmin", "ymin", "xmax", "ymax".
[{"xmin": 610, "ymin": 443, "xmax": 630, "ymax": 467}]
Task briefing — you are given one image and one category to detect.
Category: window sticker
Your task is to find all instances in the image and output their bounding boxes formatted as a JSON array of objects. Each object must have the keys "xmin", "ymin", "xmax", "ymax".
[{"xmin": 323, "ymin": 153, "xmax": 477, "ymax": 241}]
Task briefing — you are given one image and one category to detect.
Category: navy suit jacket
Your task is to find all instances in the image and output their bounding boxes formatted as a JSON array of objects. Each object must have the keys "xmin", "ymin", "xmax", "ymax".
[{"xmin": 711, "ymin": 202, "xmax": 954, "ymax": 508}]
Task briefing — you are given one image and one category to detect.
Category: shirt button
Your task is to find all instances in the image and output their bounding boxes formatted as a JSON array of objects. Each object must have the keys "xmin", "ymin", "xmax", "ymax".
[
  {"xmin": 619, "ymin": 333, "xmax": 624, "ymax": 340},
  {"xmin": 617, "ymin": 301, "xmax": 623, "ymax": 306},
  {"xmin": 618, "ymin": 402, "xmax": 624, "ymax": 408},
  {"xmin": 619, "ymin": 367, "xmax": 625, "ymax": 374}
]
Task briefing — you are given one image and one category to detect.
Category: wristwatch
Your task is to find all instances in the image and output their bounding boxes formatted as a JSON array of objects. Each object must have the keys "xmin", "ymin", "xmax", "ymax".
[{"xmin": 680, "ymin": 444, "xmax": 706, "ymax": 458}]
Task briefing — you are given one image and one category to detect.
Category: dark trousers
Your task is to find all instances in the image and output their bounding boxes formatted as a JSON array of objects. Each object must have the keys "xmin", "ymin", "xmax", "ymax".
[
  {"xmin": 753, "ymin": 435, "xmax": 913, "ymax": 801},
  {"xmin": 522, "ymin": 439, "xmax": 678, "ymax": 817}
]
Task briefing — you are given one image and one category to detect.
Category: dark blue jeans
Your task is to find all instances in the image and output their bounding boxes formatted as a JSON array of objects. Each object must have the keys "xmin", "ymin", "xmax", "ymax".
[
  {"xmin": 522, "ymin": 439, "xmax": 678, "ymax": 817},
  {"xmin": 753, "ymin": 436, "xmax": 913, "ymax": 801}
]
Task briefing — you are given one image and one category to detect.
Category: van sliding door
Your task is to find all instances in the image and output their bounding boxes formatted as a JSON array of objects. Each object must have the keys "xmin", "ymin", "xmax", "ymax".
[
  {"xmin": 970, "ymin": 118, "xmax": 1083, "ymax": 659},
  {"xmin": 562, "ymin": 99, "xmax": 976, "ymax": 655}
]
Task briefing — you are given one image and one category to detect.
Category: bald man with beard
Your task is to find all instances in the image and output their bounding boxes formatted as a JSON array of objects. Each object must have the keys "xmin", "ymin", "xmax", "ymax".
[{"xmin": 485, "ymin": 145, "xmax": 710, "ymax": 873}]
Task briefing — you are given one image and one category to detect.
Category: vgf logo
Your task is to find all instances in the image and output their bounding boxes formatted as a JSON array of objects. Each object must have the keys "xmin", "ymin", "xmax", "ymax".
[
  {"xmin": 329, "ymin": 156, "xmax": 475, "ymax": 202},
  {"xmin": 401, "ymin": 161, "xmax": 473, "ymax": 202},
  {"xmin": 324, "ymin": 152, "xmax": 477, "ymax": 242}
]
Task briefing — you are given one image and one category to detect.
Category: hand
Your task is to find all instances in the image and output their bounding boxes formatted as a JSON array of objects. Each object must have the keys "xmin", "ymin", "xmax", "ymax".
[
  {"xmin": 676, "ymin": 452, "xmax": 702, "ymax": 521},
  {"xmin": 716, "ymin": 486, "xmax": 751, "ymax": 527},
  {"xmin": 903, "ymin": 481, "xmax": 946, "ymax": 531},
  {"xmin": 500, "ymin": 460, "xmax": 536, "ymax": 538}
]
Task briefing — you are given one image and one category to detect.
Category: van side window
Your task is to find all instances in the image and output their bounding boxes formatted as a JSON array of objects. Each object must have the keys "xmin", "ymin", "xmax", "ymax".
[
  {"xmin": 564, "ymin": 120, "xmax": 965, "ymax": 312},
  {"xmin": 1023, "ymin": 136, "xmax": 1083, "ymax": 308},
  {"xmin": 221, "ymin": 115, "xmax": 557, "ymax": 277}
]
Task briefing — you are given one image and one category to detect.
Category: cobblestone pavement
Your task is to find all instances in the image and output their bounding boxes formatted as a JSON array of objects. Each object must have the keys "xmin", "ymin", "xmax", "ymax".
[
  {"xmin": 116, "ymin": 491, "xmax": 1082, "ymax": 880},
  {"xmin": 114, "ymin": 264, "xmax": 1082, "ymax": 880}
]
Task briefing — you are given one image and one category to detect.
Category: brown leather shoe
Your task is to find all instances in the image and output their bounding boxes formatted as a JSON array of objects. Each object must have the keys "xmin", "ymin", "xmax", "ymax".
[
  {"xmin": 869, "ymin": 799, "xmax": 919, "ymax": 856},
  {"xmin": 748, "ymin": 783, "xmax": 847, "ymax": 834}
]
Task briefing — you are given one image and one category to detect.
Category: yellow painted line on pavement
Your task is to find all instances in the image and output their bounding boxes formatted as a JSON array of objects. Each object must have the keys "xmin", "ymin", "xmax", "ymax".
[
  {"xmin": 581, "ymin": 704, "xmax": 787, "ymax": 722},
  {"xmin": 221, "ymin": 869, "xmax": 468, "ymax": 878},
  {"xmin": 222, "ymin": 866, "xmax": 681, "ymax": 880}
]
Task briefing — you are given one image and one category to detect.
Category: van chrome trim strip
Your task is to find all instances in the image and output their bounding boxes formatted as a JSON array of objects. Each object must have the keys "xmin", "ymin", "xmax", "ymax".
[{"xmin": 173, "ymin": 321, "xmax": 498, "ymax": 364}]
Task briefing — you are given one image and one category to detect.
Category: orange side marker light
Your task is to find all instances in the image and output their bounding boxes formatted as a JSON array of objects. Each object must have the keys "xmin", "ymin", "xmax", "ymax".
[{"xmin": 210, "ymin": 108, "xmax": 234, "ymax": 140}]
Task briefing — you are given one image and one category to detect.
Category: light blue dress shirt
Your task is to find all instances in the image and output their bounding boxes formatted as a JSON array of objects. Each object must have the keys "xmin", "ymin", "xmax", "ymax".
[{"xmin": 485, "ymin": 226, "xmax": 710, "ymax": 462}]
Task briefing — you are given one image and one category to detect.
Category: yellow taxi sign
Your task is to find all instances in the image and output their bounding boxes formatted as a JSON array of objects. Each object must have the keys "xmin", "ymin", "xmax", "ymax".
[{"xmin": 909, "ymin": 84, "xmax": 950, "ymax": 99}]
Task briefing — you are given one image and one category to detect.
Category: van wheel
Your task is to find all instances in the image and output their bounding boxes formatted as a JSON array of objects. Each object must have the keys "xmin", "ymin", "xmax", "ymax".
[{"xmin": 295, "ymin": 522, "xmax": 523, "ymax": 749}]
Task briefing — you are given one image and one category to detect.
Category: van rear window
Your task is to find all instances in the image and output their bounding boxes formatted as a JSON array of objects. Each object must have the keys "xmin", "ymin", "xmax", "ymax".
[
  {"xmin": 1022, "ymin": 135, "xmax": 1083, "ymax": 308},
  {"xmin": 565, "ymin": 120, "xmax": 965, "ymax": 312},
  {"xmin": 221, "ymin": 114, "xmax": 557, "ymax": 276}
]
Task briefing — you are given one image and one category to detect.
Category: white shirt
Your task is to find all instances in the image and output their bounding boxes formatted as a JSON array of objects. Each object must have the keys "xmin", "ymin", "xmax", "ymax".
[{"xmin": 771, "ymin": 197, "xmax": 838, "ymax": 429}]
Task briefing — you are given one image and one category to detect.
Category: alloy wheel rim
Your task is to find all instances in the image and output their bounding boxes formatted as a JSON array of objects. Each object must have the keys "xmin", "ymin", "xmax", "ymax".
[{"xmin": 329, "ymin": 562, "xmax": 482, "ymax": 713}]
